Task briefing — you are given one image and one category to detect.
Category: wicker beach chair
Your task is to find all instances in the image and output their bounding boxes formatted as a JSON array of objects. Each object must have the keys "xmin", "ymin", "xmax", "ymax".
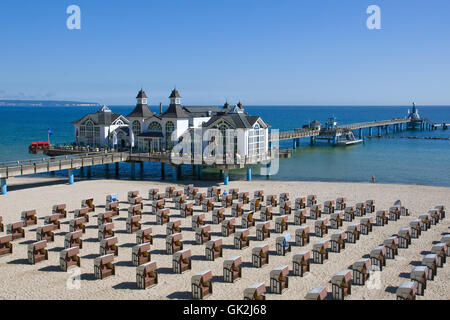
[
  {"xmin": 136, "ymin": 261, "xmax": 158, "ymax": 289},
  {"xmin": 223, "ymin": 256, "xmax": 242, "ymax": 283},
  {"xmin": 292, "ymin": 250, "xmax": 310, "ymax": 277},
  {"xmin": 331, "ymin": 270, "xmax": 352, "ymax": 300},
  {"xmin": 172, "ymin": 249, "xmax": 192, "ymax": 274},
  {"xmin": 94, "ymin": 254, "xmax": 115, "ymax": 279},
  {"xmin": 252, "ymin": 243, "xmax": 270, "ymax": 268},
  {"xmin": 244, "ymin": 283, "xmax": 266, "ymax": 300},
  {"xmin": 27, "ymin": 240, "xmax": 48, "ymax": 265},
  {"xmin": 132, "ymin": 242, "xmax": 151, "ymax": 266},
  {"xmin": 270, "ymin": 265, "xmax": 289, "ymax": 294},
  {"xmin": 205, "ymin": 238, "xmax": 223, "ymax": 261},
  {"xmin": 276, "ymin": 234, "xmax": 291, "ymax": 256},
  {"xmin": 191, "ymin": 270, "xmax": 213, "ymax": 300},
  {"xmin": 59, "ymin": 247, "xmax": 80, "ymax": 271}
]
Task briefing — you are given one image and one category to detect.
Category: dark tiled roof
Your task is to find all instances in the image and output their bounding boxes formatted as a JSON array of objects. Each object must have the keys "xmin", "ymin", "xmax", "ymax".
[
  {"xmin": 202, "ymin": 113, "xmax": 268, "ymax": 129},
  {"xmin": 183, "ymin": 105, "xmax": 221, "ymax": 117},
  {"xmin": 136, "ymin": 89, "xmax": 148, "ymax": 99},
  {"xmin": 127, "ymin": 104, "xmax": 154, "ymax": 118},
  {"xmin": 161, "ymin": 103, "xmax": 190, "ymax": 118},
  {"xmin": 72, "ymin": 107, "xmax": 127, "ymax": 126},
  {"xmin": 169, "ymin": 89, "xmax": 181, "ymax": 98}
]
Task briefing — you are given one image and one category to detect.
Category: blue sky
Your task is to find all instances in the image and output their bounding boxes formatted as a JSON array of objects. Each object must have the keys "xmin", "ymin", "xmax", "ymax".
[{"xmin": 0, "ymin": 0, "xmax": 449, "ymax": 105}]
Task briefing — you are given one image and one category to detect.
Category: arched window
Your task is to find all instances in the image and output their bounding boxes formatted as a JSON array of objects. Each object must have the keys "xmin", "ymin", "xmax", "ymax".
[
  {"xmin": 115, "ymin": 120, "xmax": 124, "ymax": 126},
  {"xmin": 148, "ymin": 121, "xmax": 162, "ymax": 132},
  {"xmin": 132, "ymin": 120, "xmax": 141, "ymax": 137},
  {"xmin": 165, "ymin": 121, "xmax": 175, "ymax": 149}
]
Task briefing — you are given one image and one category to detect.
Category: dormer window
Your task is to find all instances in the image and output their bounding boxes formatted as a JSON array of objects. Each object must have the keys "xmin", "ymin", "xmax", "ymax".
[{"xmin": 137, "ymin": 98, "xmax": 148, "ymax": 105}]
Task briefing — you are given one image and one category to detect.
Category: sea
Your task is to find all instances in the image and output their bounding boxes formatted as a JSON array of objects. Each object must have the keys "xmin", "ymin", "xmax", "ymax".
[{"xmin": 0, "ymin": 105, "xmax": 449, "ymax": 187}]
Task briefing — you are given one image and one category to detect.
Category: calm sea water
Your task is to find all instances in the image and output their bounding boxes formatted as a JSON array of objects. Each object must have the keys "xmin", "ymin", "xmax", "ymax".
[{"xmin": 0, "ymin": 105, "xmax": 449, "ymax": 186}]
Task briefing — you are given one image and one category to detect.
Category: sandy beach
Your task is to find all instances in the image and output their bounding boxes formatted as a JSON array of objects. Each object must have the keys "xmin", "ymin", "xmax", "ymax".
[{"xmin": 0, "ymin": 176, "xmax": 449, "ymax": 300}]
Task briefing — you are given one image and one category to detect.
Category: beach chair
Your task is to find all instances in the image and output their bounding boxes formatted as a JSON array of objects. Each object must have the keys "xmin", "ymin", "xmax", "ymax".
[
  {"xmin": 352, "ymin": 258, "xmax": 371, "ymax": 285},
  {"xmin": 314, "ymin": 218, "xmax": 329, "ymax": 237},
  {"xmin": 305, "ymin": 286, "xmax": 327, "ymax": 300},
  {"xmin": 428, "ymin": 209, "xmax": 440, "ymax": 225},
  {"xmin": 330, "ymin": 211, "xmax": 344, "ymax": 229},
  {"xmin": 106, "ymin": 194, "xmax": 119, "ymax": 205},
  {"xmin": 336, "ymin": 197, "xmax": 347, "ymax": 210},
  {"xmin": 370, "ymin": 246, "xmax": 386, "ymax": 271},
  {"xmin": 128, "ymin": 204, "xmax": 143, "ymax": 218},
  {"xmin": 242, "ymin": 211, "xmax": 255, "ymax": 228},
  {"xmin": 260, "ymin": 206, "xmax": 273, "ymax": 221},
  {"xmin": 195, "ymin": 192, "xmax": 206, "ymax": 206},
  {"xmin": 152, "ymin": 199, "xmax": 165, "ymax": 214},
  {"xmin": 191, "ymin": 270, "xmax": 213, "ymax": 300},
  {"xmin": 256, "ymin": 222, "xmax": 271, "ymax": 241},
  {"xmin": 36, "ymin": 224, "xmax": 57, "ymax": 242},
  {"xmin": 398, "ymin": 227, "xmax": 412, "ymax": 248},
  {"xmin": 205, "ymin": 238, "xmax": 223, "ymax": 261},
  {"xmin": 166, "ymin": 220, "xmax": 181, "ymax": 236},
  {"xmin": 270, "ymin": 265, "xmax": 289, "ymax": 294},
  {"xmin": 98, "ymin": 223, "xmax": 115, "ymax": 241},
  {"xmin": 192, "ymin": 213, "xmax": 205, "ymax": 229},
  {"xmin": 106, "ymin": 201, "xmax": 120, "ymax": 216},
  {"xmin": 221, "ymin": 194, "xmax": 233, "ymax": 208},
  {"xmin": 254, "ymin": 190, "xmax": 265, "ymax": 202},
  {"xmin": 383, "ymin": 236, "xmax": 399, "ymax": 259},
  {"xmin": 195, "ymin": 225, "xmax": 211, "ymax": 245},
  {"xmin": 207, "ymin": 186, "xmax": 217, "ymax": 198},
  {"xmin": 148, "ymin": 188, "xmax": 159, "ymax": 201},
  {"xmin": 355, "ymin": 202, "xmax": 366, "ymax": 216},
  {"xmin": 331, "ymin": 270, "xmax": 352, "ymax": 300},
  {"xmin": 279, "ymin": 200, "xmax": 292, "ymax": 215},
  {"xmin": 184, "ymin": 184, "xmax": 194, "ymax": 197},
  {"xmin": 409, "ymin": 219, "xmax": 422, "ymax": 238},
  {"xmin": 431, "ymin": 243, "xmax": 447, "ymax": 267},
  {"xmin": 202, "ymin": 198, "xmax": 215, "ymax": 213},
  {"xmin": 136, "ymin": 227, "xmax": 153, "ymax": 245},
  {"xmin": 276, "ymin": 234, "xmax": 291, "ymax": 256},
  {"xmin": 74, "ymin": 207, "xmax": 90, "ymax": 223},
  {"xmin": 396, "ymin": 282, "xmax": 417, "ymax": 300},
  {"xmin": 422, "ymin": 254, "xmax": 438, "ymax": 280},
  {"xmin": 323, "ymin": 200, "xmax": 335, "ymax": 214},
  {"xmin": 212, "ymin": 187, "xmax": 221, "ymax": 202},
  {"xmin": 292, "ymin": 250, "xmax": 310, "ymax": 277},
  {"xmin": 376, "ymin": 210, "xmax": 389, "ymax": 226},
  {"xmin": 307, "ymin": 195, "xmax": 317, "ymax": 207},
  {"xmin": 229, "ymin": 188, "xmax": 239, "ymax": 200},
  {"xmin": 279, "ymin": 192, "xmax": 289, "ymax": 202},
  {"xmin": 60, "ymin": 247, "xmax": 80, "ymax": 271},
  {"xmin": 98, "ymin": 211, "xmax": 114, "ymax": 227},
  {"xmin": 69, "ymin": 217, "xmax": 86, "ymax": 233},
  {"xmin": 244, "ymin": 283, "xmax": 266, "ymax": 300},
  {"xmin": 136, "ymin": 261, "xmax": 158, "ymax": 289},
  {"xmin": 28, "ymin": 240, "xmax": 48, "ymax": 264},
  {"xmin": 232, "ymin": 202, "xmax": 244, "ymax": 217},
  {"xmin": 275, "ymin": 215, "xmax": 288, "ymax": 233},
  {"xmin": 81, "ymin": 198, "xmax": 95, "ymax": 212},
  {"xmin": 234, "ymin": 229, "xmax": 250, "ymax": 249},
  {"xmin": 212, "ymin": 207, "xmax": 225, "ymax": 224},
  {"xmin": 173, "ymin": 249, "xmax": 192, "ymax": 273},
  {"xmin": 266, "ymin": 195, "xmax": 278, "ymax": 207},
  {"xmin": 344, "ymin": 206, "xmax": 356, "ymax": 222},
  {"xmin": 295, "ymin": 197, "xmax": 307, "ymax": 210},
  {"xmin": 100, "ymin": 236, "xmax": 118, "ymax": 256},
  {"xmin": 180, "ymin": 202, "xmax": 194, "ymax": 218},
  {"xmin": 223, "ymin": 256, "xmax": 242, "ymax": 283},
  {"xmin": 126, "ymin": 215, "xmax": 141, "ymax": 234},
  {"xmin": 238, "ymin": 192, "xmax": 250, "ymax": 204},
  {"xmin": 21, "ymin": 210, "xmax": 37, "ymax": 226},
  {"xmin": 250, "ymin": 198, "xmax": 262, "ymax": 212},
  {"xmin": 419, "ymin": 214, "xmax": 431, "ymax": 231},
  {"xmin": 127, "ymin": 191, "xmax": 140, "ymax": 203},
  {"xmin": 44, "ymin": 214, "xmax": 61, "ymax": 229},
  {"xmin": 365, "ymin": 200, "xmax": 375, "ymax": 213},
  {"xmin": 389, "ymin": 206, "xmax": 401, "ymax": 221},
  {"xmin": 410, "ymin": 266, "xmax": 428, "ymax": 296},
  {"xmin": 346, "ymin": 224, "xmax": 360, "ymax": 243},
  {"xmin": 294, "ymin": 209, "xmax": 307, "ymax": 225},
  {"xmin": 156, "ymin": 208, "xmax": 170, "ymax": 225},
  {"xmin": 330, "ymin": 231, "xmax": 346, "ymax": 253},
  {"xmin": 65, "ymin": 230, "xmax": 83, "ymax": 249},
  {"xmin": 313, "ymin": 240, "xmax": 329, "ymax": 264},
  {"xmin": 295, "ymin": 226, "xmax": 310, "ymax": 246},
  {"xmin": 252, "ymin": 244, "xmax": 270, "ymax": 268},
  {"xmin": 221, "ymin": 218, "xmax": 236, "ymax": 237},
  {"xmin": 52, "ymin": 204, "xmax": 67, "ymax": 219},
  {"xmin": 441, "ymin": 235, "xmax": 450, "ymax": 256},
  {"xmin": 166, "ymin": 233, "xmax": 183, "ymax": 255},
  {"xmin": 189, "ymin": 187, "xmax": 199, "ymax": 201},
  {"xmin": 310, "ymin": 204, "xmax": 322, "ymax": 220},
  {"xmin": 94, "ymin": 254, "xmax": 115, "ymax": 279},
  {"xmin": 132, "ymin": 242, "xmax": 151, "ymax": 266},
  {"xmin": 435, "ymin": 205, "xmax": 445, "ymax": 219},
  {"xmin": 129, "ymin": 196, "xmax": 144, "ymax": 209},
  {"xmin": 0, "ymin": 235, "xmax": 13, "ymax": 257},
  {"xmin": 172, "ymin": 189, "xmax": 183, "ymax": 202},
  {"xmin": 165, "ymin": 186, "xmax": 175, "ymax": 199}
]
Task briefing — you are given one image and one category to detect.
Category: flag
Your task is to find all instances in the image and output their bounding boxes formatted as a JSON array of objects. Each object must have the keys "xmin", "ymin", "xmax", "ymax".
[{"xmin": 48, "ymin": 128, "xmax": 53, "ymax": 136}]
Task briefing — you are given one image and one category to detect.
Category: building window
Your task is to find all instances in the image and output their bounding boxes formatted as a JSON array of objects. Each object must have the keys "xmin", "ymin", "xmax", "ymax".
[
  {"xmin": 165, "ymin": 121, "xmax": 175, "ymax": 150},
  {"xmin": 248, "ymin": 124, "xmax": 265, "ymax": 156},
  {"xmin": 148, "ymin": 121, "xmax": 162, "ymax": 132},
  {"xmin": 132, "ymin": 120, "xmax": 141, "ymax": 137}
]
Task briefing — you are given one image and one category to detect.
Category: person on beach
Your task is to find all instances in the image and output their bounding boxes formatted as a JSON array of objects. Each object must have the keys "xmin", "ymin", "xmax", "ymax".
[{"xmin": 371, "ymin": 176, "xmax": 375, "ymax": 183}]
